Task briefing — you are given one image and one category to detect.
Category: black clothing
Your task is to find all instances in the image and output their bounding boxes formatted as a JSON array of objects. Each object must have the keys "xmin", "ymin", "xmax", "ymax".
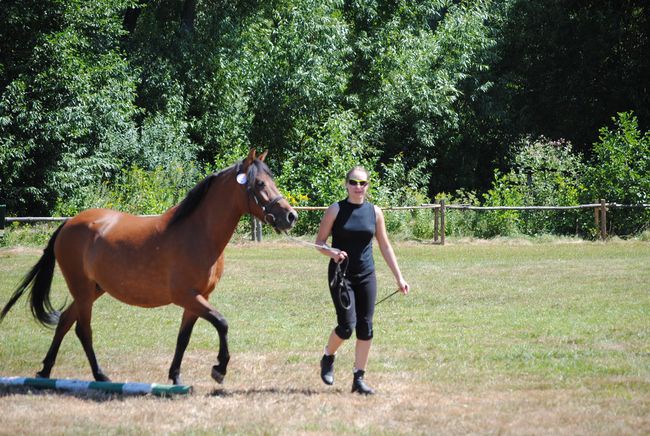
[
  {"xmin": 328, "ymin": 199, "xmax": 377, "ymax": 340},
  {"xmin": 328, "ymin": 266, "xmax": 376, "ymax": 340},
  {"xmin": 320, "ymin": 354, "xmax": 335, "ymax": 385},
  {"xmin": 331, "ymin": 199, "xmax": 376, "ymax": 276},
  {"xmin": 352, "ymin": 369, "xmax": 375, "ymax": 395}
]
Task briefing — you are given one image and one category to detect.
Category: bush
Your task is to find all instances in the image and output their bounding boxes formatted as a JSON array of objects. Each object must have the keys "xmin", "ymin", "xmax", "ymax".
[
  {"xmin": 582, "ymin": 112, "xmax": 650, "ymax": 235},
  {"xmin": 275, "ymin": 111, "xmax": 374, "ymax": 235},
  {"xmin": 442, "ymin": 189, "xmax": 481, "ymax": 238},
  {"xmin": 373, "ymin": 154, "xmax": 432, "ymax": 240},
  {"xmin": 477, "ymin": 137, "xmax": 586, "ymax": 237},
  {"xmin": 54, "ymin": 161, "xmax": 202, "ymax": 216},
  {"xmin": 0, "ymin": 222, "xmax": 61, "ymax": 247}
]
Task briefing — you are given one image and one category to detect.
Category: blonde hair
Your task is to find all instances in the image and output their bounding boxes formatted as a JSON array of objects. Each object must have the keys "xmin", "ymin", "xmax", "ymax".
[{"xmin": 345, "ymin": 166, "xmax": 369, "ymax": 182}]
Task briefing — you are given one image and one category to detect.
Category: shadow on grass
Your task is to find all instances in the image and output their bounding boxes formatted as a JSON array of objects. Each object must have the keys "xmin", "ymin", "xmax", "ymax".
[{"xmin": 209, "ymin": 386, "xmax": 342, "ymax": 397}]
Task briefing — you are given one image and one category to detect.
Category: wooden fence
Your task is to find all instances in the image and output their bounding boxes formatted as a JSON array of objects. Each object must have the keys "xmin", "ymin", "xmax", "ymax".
[
  {"xmin": 272, "ymin": 200, "xmax": 650, "ymax": 244},
  {"xmin": 2, "ymin": 200, "xmax": 649, "ymax": 245}
]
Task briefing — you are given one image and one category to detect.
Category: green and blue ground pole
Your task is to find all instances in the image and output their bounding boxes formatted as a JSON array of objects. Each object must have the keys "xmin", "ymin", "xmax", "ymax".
[{"xmin": 0, "ymin": 376, "xmax": 192, "ymax": 396}]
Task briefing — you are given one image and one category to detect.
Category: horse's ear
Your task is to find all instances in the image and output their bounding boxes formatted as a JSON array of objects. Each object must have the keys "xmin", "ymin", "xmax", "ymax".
[
  {"xmin": 258, "ymin": 150, "xmax": 268, "ymax": 162},
  {"xmin": 243, "ymin": 149, "xmax": 256, "ymax": 168}
]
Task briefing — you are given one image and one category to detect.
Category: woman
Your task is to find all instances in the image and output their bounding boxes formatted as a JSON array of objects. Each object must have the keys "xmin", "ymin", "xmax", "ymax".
[{"xmin": 315, "ymin": 166, "xmax": 409, "ymax": 395}]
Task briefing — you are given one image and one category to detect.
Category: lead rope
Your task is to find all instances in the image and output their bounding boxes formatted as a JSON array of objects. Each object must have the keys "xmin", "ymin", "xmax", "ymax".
[
  {"xmin": 283, "ymin": 233, "xmax": 400, "ymax": 306},
  {"xmin": 282, "ymin": 234, "xmax": 341, "ymax": 254},
  {"xmin": 283, "ymin": 235, "xmax": 351, "ymax": 310},
  {"xmin": 330, "ymin": 257, "xmax": 351, "ymax": 310}
]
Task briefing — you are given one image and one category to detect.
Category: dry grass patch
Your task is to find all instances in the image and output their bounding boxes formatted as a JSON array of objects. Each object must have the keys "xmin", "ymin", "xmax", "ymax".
[{"xmin": 1, "ymin": 350, "xmax": 648, "ymax": 435}]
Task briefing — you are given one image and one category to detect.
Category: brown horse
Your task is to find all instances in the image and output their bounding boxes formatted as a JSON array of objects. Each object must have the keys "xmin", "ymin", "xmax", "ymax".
[{"xmin": 0, "ymin": 149, "xmax": 297, "ymax": 385}]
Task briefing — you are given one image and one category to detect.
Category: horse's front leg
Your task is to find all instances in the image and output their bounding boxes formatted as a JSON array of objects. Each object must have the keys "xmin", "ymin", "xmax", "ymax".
[
  {"xmin": 210, "ymin": 311, "xmax": 230, "ymax": 384},
  {"xmin": 168, "ymin": 309, "xmax": 198, "ymax": 385},
  {"xmin": 178, "ymin": 292, "xmax": 230, "ymax": 384}
]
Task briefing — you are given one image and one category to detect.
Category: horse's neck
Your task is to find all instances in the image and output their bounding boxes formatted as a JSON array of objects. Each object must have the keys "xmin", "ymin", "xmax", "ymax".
[{"xmin": 182, "ymin": 174, "xmax": 245, "ymax": 253}]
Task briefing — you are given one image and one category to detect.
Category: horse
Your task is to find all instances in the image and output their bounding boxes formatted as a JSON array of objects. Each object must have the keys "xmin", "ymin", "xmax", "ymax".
[{"xmin": 0, "ymin": 149, "xmax": 297, "ymax": 385}]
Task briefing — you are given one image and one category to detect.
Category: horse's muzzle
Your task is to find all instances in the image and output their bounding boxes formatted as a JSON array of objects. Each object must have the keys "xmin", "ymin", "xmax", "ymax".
[{"xmin": 267, "ymin": 208, "xmax": 298, "ymax": 232}]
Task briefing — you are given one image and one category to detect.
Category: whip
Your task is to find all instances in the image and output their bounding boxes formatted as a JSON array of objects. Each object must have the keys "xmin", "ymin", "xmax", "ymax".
[{"xmin": 374, "ymin": 290, "xmax": 400, "ymax": 306}]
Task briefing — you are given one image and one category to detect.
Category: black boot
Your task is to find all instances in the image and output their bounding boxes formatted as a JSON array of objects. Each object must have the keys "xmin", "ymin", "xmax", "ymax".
[
  {"xmin": 351, "ymin": 370, "xmax": 375, "ymax": 395},
  {"xmin": 320, "ymin": 354, "xmax": 335, "ymax": 385}
]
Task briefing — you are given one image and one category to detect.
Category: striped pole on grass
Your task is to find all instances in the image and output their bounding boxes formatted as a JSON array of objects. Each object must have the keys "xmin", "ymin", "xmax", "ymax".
[{"xmin": 0, "ymin": 376, "xmax": 192, "ymax": 396}]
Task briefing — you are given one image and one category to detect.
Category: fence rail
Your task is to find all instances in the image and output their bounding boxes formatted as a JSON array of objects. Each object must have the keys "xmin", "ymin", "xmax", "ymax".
[{"xmin": 1, "ymin": 201, "xmax": 649, "ymax": 245}]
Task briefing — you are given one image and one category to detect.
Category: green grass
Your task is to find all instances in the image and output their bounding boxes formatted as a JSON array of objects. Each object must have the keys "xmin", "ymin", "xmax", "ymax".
[{"xmin": 0, "ymin": 239, "xmax": 649, "ymax": 434}]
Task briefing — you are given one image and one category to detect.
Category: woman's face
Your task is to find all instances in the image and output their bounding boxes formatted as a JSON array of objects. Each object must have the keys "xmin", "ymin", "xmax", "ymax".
[{"xmin": 346, "ymin": 170, "xmax": 369, "ymax": 201}]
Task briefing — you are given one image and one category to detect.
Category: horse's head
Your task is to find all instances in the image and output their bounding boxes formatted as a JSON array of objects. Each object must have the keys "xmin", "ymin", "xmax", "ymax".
[{"xmin": 238, "ymin": 149, "xmax": 298, "ymax": 232}]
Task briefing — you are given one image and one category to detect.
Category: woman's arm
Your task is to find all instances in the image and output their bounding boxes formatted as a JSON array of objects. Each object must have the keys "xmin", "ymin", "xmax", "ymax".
[
  {"xmin": 374, "ymin": 206, "xmax": 409, "ymax": 294},
  {"xmin": 315, "ymin": 203, "xmax": 347, "ymax": 263}
]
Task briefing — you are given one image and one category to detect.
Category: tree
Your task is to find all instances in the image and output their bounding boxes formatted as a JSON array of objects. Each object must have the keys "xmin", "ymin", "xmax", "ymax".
[
  {"xmin": 492, "ymin": 0, "xmax": 649, "ymax": 155},
  {"xmin": 582, "ymin": 112, "xmax": 650, "ymax": 235},
  {"xmin": 339, "ymin": 1, "xmax": 499, "ymax": 195},
  {"xmin": 1, "ymin": 0, "xmax": 140, "ymax": 215}
]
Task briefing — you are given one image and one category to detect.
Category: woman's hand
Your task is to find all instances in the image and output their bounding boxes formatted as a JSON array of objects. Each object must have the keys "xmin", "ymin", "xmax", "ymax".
[
  {"xmin": 397, "ymin": 277, "xmax": 410, "ymax": 295},
  {"xmin": 331, "ymin": 250, "xmax": 348, "ymax": 264}
]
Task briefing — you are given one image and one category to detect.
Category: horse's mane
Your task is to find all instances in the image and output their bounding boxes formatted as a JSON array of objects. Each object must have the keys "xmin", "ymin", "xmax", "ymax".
[{"xmin": 169, "ymin": 159, "xmax": 272, "ymax": 226}]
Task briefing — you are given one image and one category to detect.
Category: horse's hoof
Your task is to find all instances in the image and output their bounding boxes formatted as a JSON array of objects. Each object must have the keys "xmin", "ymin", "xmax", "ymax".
[
  {"xmin": 211, "ymin": 366, "xmax": 225, "ymax": 384},
  {"xmin": 35, "ymin": 371, "xmax": 50, "ymax": 379},
  {"xmin": 95, "ymin": 373, "xmax": 111, "ymax": 382}
]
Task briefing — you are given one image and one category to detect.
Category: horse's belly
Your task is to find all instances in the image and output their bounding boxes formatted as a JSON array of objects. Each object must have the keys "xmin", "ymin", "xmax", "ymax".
[{"xmin": 99, "ymin": 276, "xmax": 173, "ymax": 308}]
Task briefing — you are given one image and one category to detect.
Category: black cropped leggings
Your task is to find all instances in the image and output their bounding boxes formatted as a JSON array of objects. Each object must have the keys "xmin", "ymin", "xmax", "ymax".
[{"xmin": 328, "ymin": 262, "xmax": 377, "ymax": 341}]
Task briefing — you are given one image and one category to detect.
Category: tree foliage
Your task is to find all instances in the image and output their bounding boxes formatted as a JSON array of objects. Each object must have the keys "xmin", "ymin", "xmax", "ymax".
[
  {"xmin": 492, "ymin": 0, "xmax": 649, "ymax": 155},
  {"xmin": 0, "ymin": 0, "xmax": 648, "ymax": 238},
  {"xmin": 1, "ymin": 0, "xmax": 140, "ymax": 215},
  {"xmin": 582, "ymin": 112, "xmax": 650, "ymax": 235}
]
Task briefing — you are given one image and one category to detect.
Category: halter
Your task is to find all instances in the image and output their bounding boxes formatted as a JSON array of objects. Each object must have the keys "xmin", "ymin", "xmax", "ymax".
[
  {"xmin": 236, "ymin": 162, "xmax": 285, "ymax": 225},
  {"xmin": 248, "ymin": 185, "xmax": 284, "ymax": 224}
]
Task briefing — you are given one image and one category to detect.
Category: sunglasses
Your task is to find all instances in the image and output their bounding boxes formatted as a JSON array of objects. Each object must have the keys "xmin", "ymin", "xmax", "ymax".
[{"xmin": 348, "ymin": 179, "xmax": 369, "ymax": 187}]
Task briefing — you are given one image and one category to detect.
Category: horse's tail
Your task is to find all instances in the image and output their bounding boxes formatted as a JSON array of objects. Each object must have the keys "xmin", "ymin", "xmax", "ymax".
[{"xmin": 0, "ymin": 221, "xmax": 67, "ymax": 327}]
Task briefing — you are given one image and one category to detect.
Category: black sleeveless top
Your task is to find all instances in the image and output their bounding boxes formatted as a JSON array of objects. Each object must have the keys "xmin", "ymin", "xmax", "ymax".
[{"xmin": 331, "ymin": 199, "xmax": 376, "ymax": 276}]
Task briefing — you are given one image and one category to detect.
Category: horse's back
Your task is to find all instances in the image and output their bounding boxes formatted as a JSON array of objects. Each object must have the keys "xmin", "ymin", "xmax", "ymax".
[{"xmin": 56, "ymin": 208, "xmax": 163, "ymax": 254}]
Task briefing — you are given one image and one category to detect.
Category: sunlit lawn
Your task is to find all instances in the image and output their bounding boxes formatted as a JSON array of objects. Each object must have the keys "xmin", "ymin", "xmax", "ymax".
[{"xmin": 0, "ymin": 238, "xmax": 648, "ymax": 434}]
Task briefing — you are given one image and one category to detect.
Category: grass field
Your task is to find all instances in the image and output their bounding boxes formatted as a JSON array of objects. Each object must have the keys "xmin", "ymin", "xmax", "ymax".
[{"xmin": 0, "ymin": 238, "xmax": 649, "ymax": 435}]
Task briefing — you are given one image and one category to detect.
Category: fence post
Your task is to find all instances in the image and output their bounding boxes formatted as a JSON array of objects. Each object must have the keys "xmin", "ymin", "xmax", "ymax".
[
  {"xmin": 440, "ymin": 199, "xmax": 446, "ymax": 246},
  {"xmin": 251, "ymin": 217, "xmax": 263, "ymax": 242},
  {"xmin": 433, "ymin": 202, "xmax": 439, "ymax": 243},
  {"xmin": 599, "ymin": 199, "xmax": 607, "ymax": 240},
  {"xmin": 251, "ymin": 217, "xmax": 262, "ymax": 242},
  {"xmin": 0, "ymin": 204, "xmax": 5, "ymax": 231}
]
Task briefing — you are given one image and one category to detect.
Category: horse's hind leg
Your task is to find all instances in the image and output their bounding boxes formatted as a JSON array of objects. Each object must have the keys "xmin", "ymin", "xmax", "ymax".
[
  {"xmin": 168, "ymin": 309, "xmax": 198, "ymax": 385},
  {"xmin": 75, "ymin": 295, "xmax": 110, "ymax": 382},
  {"xmin": 59, "ymin": 278, "xmax": 109, "ymax": 382},
  {"xmin": 37, "ymin": 302, "xmax": 79, "ymax": 378}
]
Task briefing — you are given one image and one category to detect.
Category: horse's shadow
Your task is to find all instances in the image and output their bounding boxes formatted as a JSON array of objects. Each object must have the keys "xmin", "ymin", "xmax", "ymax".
[{"xmin": 209, "ymin": 386, "xmax": 341, "ymax": 397}]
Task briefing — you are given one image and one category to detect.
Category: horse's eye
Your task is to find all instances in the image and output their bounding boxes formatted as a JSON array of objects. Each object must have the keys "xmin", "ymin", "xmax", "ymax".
[{"xmin": 256, "ymin": 180, "xmax": 266, "ymax": 189}]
